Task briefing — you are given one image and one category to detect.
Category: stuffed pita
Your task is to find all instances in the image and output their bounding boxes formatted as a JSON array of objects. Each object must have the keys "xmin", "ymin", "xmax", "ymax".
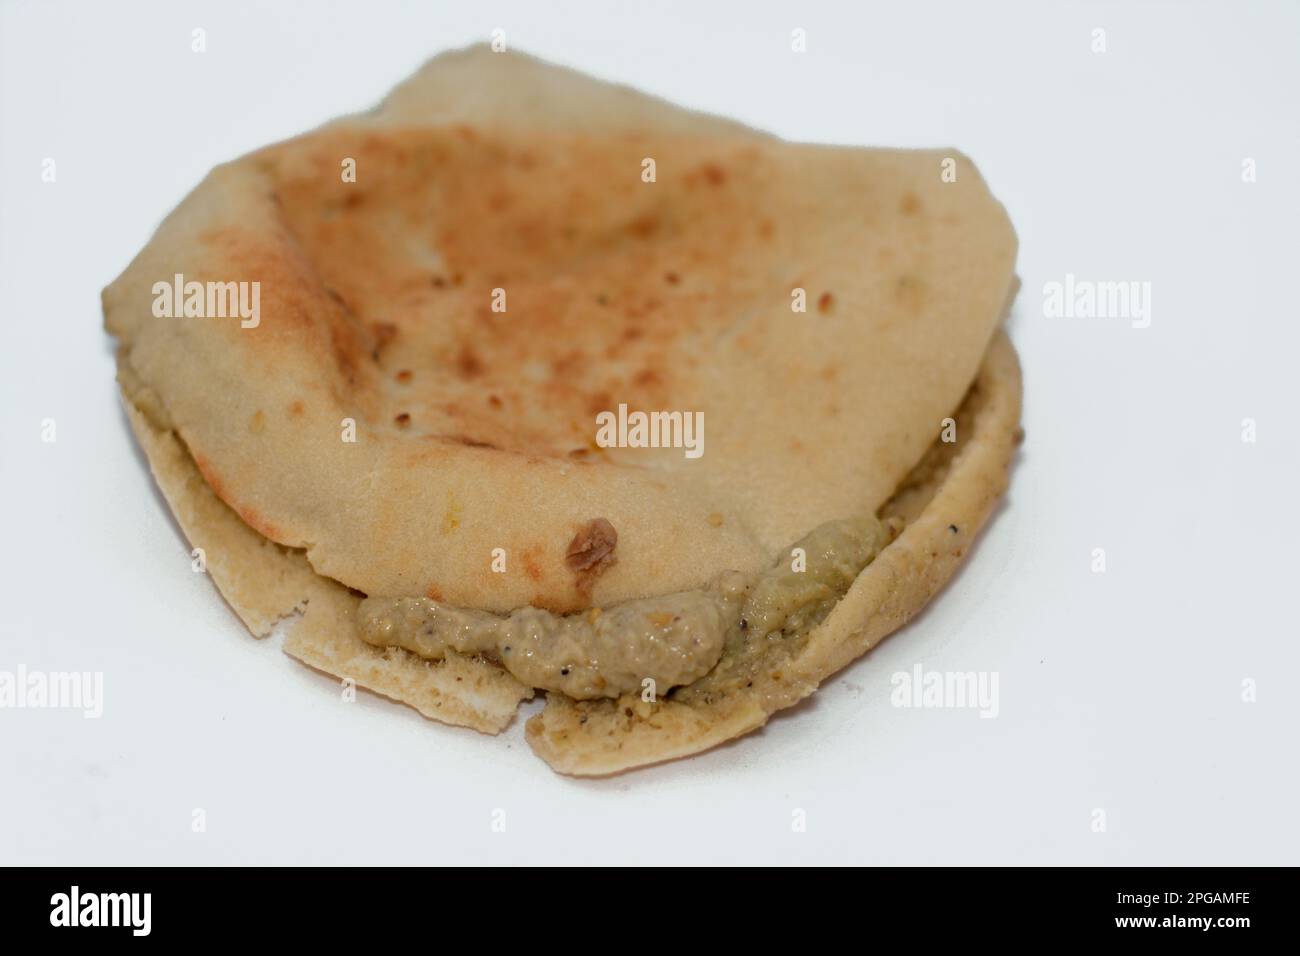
[{"xmin": 105, "ymin": 45, "xmax": 1022, "ymax": 773}]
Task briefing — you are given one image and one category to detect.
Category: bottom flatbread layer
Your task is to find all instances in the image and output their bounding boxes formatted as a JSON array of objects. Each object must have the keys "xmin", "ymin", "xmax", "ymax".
[{"xmin": 117, "ymin": 330, "xmax": 1020, "ymax": 769}]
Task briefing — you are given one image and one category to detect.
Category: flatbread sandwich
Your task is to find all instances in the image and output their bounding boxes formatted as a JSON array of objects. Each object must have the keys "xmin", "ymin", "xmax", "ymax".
[{"xmin": 104, "ymin": 45, "xmax": 1023, "ymax": 774}]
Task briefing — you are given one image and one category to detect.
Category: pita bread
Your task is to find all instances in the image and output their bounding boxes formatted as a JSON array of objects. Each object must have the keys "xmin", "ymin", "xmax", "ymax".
[{"xmin": 104, "ymin": 45, "xmax": 1023, "ymax": 771}]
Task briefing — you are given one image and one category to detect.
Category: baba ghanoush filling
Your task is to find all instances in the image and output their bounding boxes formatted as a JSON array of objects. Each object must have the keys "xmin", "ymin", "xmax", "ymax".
[{"xmin": 357, "ymin": 515, "xmax": 894, "ymax": 700}]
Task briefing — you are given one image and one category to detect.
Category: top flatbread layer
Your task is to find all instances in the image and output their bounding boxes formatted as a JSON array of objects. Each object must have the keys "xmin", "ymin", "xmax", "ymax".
[{"xmin": 104, "ymin": 45, "xmax": 1017, "ymax": 613}]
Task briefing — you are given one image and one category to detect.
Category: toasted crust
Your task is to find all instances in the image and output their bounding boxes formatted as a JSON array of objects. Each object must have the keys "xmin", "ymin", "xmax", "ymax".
[
  {"xmin": 524, "ymin": 331, "xmax": 1022, "ymax": 774},
  {"xmin": 103, "ymin": 45, "xmax": 1018, "ymax": 615}
]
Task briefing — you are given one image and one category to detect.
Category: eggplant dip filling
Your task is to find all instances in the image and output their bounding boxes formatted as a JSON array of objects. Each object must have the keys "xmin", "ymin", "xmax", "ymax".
[{"xmin": 357, "ymin": 515, "xmax": 897, "ymax": 700}]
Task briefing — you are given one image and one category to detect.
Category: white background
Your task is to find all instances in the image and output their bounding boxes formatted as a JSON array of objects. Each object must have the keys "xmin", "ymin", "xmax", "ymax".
[{"xmin": 2, "ymin": 0, "xmax": 1297, "ymax": 865}]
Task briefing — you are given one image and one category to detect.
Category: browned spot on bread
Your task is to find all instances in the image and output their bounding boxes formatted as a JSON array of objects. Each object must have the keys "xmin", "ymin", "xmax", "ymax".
[
  {"xmin": 758, "ymin": 218, "xmax": 775, "ymax": 240},
  {"xmin": 522, "ymin": 546, "xmax": 544, "ymax": 583},
  {"xmin": 566, "ymin": 518, "xmax": 618, "ymax": 593},
  {"xmin": 900, "ymin": 191, "xmax": 922, "ymax": 215},
  {"xmin": 551, "ymin": 349, "xmax": 587, "ymax": 378},
  {"xmin": 456, "ymin": 346, "xmax": 483, "ymax": 378},
  {"xmin": 371, "ymin": 321, "xmax": 398, "ymax": 353},
  {"xmin": 425, "ymin": 584, "xmax": 443, "ymax": 601},
  {"xmin": 395, "ymin": 369, "xmax": 413, "ymax": 383},
  {"xmin": 237, "ymin": 504, "xmax": 282, "ymax": 541},
  {"xmin": 487, "ymin": 394, "xmax": 503, "ymax": 410},
  {"xmin": 440, "ymin": 493, "xmax": 461, "ymax": 534},
  {"xmin": 443, "ymin": 434, "xmax": 497, "ymax": 450},
  {"xmin": 626, "ymin": 214, "xmax": 658, "ymax": 238},
  {"xmin": 288, "ymin": 399, "xmax": 305, "ymax": 417},
  {"xmin": 664, "ymin": 271, "xmax": 680, "ymax": 285},
  {"xmin": 818, "ymin": 292, "xmax": 834, "ymax": 314},
  {"xmin": 394, "ymin": 412, "xmax": 411, "ymax": 427},
  {"xmin": 332, "ymin": 322, "xmax": 364, "ymax": 385},
  {"xmin": 701, "ymin": 162, "xmax": 727, "ymax": 186}
]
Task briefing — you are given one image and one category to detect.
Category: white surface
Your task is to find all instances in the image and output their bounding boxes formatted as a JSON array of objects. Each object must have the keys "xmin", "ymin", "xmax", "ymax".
[{"xmin": 2, "ymin": 0, "xmax": 1297, "ymax": 866}]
